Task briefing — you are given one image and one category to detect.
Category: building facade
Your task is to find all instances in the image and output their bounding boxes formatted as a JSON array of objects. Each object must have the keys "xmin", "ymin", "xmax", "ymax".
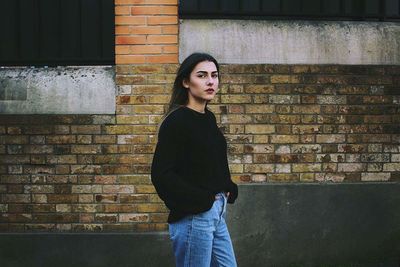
[{"xmin": 1, "ymin": 0, "xmax": 400, "ymax": 265}]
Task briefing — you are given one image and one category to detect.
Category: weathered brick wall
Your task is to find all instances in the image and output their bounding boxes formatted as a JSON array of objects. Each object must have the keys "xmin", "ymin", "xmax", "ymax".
[
  {"xmin": 1, "ymin": 64, "xmax": 399, "ymax": 232},
  {"xmin": 216, "ymin": 65, "xmax": 400, "ymax": 183}
]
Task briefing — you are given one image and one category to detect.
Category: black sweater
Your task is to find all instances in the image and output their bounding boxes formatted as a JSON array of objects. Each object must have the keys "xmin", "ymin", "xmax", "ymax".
[{"xmin": 151, "ymin": 106, "xmax": 238, "ymax": 223}]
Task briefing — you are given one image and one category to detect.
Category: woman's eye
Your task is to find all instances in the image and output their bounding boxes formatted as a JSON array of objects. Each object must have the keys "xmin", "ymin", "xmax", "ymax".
[{"xmin": 196, "ymin": 73, "xmax": 218, "ymax": 78}]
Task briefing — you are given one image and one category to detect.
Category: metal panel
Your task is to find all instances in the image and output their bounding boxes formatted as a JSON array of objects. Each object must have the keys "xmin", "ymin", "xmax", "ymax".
[
  {"xmin": 366, "ymin": 0, "xmax": 380, "ymax": 16},
  {"xmin": 81, "ymin": 0, "xmax": 102, "ymax": 60},
  {"xmin": 220, "ymin": 0, "xmax": 240, "ymax": 14},
  {"xmin": 60, "ymin": 0, "xmax": 81, "ymax": 59},
  {"xmin": 387, "ymin": 0, "xmax": 400, "ymax": 17},
  {"xmin": 20, "ymin": 0, "xmax": 39, "ymax": 61},
  {"xmin": 0, "ymin": 0, "xmax": 19, "ymax": 61},
  {"xmin": 199, "ymin": 0, "xmax": 219, "ymax": 13},
  {"xmin": 241, "ymin": 0, "xmax": 260, "ymax": 13},
  {"xmin": 101, "ymin": 0, "xmax": 115, "ymax": 62},
  {"xmin": 0, "ymin": 0, "xmax": 115, "ymax": 66},
  {"xmin": 322, "ymin": 0, "xmax": 341, "ymax": 16},
  {"xmin": 282, "ymin": 0, "xmax": 302, "ymax": 15},
  {"xmin": 180, "ymin": 0, "xmax": 198, "ymax": 13},
  {"xmin": 302, "ymin": 0, "xmax": 322, "ymax": 15},
  {"xmin": 261, "ymin": 0, "xmax": 281, "ymax": 14},
  {"xmin": 179, "ymin": 0, "xmax": 400, "ymax": 21},
  {"xmin": 40, "ymin": 0, "xmax": 60, "ymax": 60}
]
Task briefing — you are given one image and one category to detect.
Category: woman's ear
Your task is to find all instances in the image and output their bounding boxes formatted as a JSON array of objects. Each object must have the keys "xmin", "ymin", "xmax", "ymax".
[{"xmin": 182, "ymin": 79, "xmax": 189, "ymax": 89}]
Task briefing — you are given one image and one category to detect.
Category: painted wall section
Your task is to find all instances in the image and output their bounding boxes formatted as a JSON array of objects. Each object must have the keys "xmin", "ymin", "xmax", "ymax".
[
  {"xmin": 180, "ymin": 20, "xmax": 400, "ymax": 65},
  {"xmin": 0, "ymin": 67, "xmax": 116, "ymax": 114}
]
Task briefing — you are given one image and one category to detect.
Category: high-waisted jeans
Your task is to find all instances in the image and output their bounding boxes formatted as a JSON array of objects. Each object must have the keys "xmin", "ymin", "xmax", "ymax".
[{"xmin": 168, "ymin": 192, "xmax": 237, "ymax": 267}]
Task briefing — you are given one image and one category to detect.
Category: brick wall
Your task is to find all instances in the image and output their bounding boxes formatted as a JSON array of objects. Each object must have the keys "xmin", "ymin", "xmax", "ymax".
[
  {"xmin": 115, "ymin": 0, "xmax": 178, "ymax": 64},
  {"xmin": 1, "ymin": 64, "xmax": 399, "ymax": 232},
  {"xmin": 216, "ymin": 65, "xmax": 400, "ymax": 183},
  {"xmin": 0, "ymin": 0, "xmax": 399, "ymax": 232}
]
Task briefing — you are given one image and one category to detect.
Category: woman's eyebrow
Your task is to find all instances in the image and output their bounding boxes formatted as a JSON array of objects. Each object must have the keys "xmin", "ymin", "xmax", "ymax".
[{"xmin": 196, "ymin": 70, "xmax": 218, "ymax": 73}]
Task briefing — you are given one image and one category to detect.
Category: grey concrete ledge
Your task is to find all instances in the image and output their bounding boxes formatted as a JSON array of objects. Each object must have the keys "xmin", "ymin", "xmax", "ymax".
[
  {"xmin": 180, "ymin": 19, "xmax": 400, "ymax": 65},
  {"xmin": 0, "ymin": 66, "xmax": 116, "ymax": 114}
]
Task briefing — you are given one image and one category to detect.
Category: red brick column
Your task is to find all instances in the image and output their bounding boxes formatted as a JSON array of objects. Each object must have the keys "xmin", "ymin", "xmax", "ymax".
[{"xmin": 115, "ymin": 0, "xmax": 178, "ymax": 64}]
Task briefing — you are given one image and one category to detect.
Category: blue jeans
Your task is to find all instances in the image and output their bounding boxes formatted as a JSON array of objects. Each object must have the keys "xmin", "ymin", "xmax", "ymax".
[{"xmin": 168, "ymin": 192, "xmax": 237, "ymax": 267}]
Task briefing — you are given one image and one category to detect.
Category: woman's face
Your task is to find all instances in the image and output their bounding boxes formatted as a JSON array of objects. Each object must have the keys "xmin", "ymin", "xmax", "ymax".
[{"xmin": 183, "ymin": 60, "xmax": 219, "ymax": 103}]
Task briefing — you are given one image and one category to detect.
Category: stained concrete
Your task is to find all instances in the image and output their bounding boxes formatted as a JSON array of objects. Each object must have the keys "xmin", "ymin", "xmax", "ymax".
[
  {"xmin": 180, "ymin": 20, "xmax": 400, "ymax": 65},
  {"xmin": 0, "ymin": 66, "xmax": 116, "ymax": 114},
  {"xmin": 1, "ymin": 183, "xmax": 399, "ymax": 266},
  {"xmin": 229, "ymin": 183, "xmax": 400, "ymax": 266}
]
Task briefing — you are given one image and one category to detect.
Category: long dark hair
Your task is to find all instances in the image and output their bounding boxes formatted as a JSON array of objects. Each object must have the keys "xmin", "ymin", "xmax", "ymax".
[
  {"xmin": 169, "ymin": 52, "xmax": 219, "ymax": 113},
  {"xmin": 157, "ymin": 53, "xmax": 220, "ymax": 132}
]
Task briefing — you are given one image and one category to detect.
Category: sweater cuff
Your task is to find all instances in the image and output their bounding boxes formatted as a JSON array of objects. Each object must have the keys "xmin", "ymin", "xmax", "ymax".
[{"xmin": 227, "ymin": 182, "xmax": 238, "ymax": 204}]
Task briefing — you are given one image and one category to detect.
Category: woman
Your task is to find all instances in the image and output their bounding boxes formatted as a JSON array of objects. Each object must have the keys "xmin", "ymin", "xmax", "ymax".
[{"xmin": 151, "ymin": 52, "xmax": 239, "ymax": 267}]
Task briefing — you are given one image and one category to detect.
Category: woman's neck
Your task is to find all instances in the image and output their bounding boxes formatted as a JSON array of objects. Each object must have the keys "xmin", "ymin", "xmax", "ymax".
[{"xmin": 186, "ymin": 101, "xmax": 206, "ymax": 114}]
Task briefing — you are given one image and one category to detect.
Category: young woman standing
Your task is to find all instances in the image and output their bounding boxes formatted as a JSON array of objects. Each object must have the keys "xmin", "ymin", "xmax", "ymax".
[{"xmin": 151, "ymin": 53, "xmax": 238, "ymax": 267}]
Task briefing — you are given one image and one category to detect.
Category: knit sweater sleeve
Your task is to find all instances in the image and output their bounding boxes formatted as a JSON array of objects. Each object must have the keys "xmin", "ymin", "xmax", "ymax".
[
  {"xmin": 223, "ymin": 152, "xmax": 239, "ymax": 204},
  {"xmin": 210, "ymin": 112, "xmax": 239, "ymax": 204},
  {"xmin": 151, "ymin": 114, "xmax": 215, "ymax": 214}
]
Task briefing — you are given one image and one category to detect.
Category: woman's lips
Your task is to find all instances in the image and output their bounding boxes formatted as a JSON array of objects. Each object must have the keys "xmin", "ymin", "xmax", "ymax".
[{"xmin": 205, "ymin": 89, "xmax": 215, "ymax": 93}]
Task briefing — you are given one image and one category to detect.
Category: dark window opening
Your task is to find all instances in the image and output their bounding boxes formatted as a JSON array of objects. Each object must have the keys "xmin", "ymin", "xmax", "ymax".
[{"xmin": 0, "ymin": 0, "xmax": 115, "ymax": 67}]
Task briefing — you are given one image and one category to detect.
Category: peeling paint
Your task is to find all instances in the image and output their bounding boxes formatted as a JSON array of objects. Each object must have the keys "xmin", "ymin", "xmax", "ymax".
[{"xmin": 0, "ymin": 66, "xmax": 116, "ymax": 114}]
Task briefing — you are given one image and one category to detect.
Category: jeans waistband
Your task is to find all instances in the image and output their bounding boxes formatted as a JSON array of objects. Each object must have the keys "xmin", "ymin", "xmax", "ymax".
[{"xmin": 215, "ymin": 192, "xmax": 226, "ymax": 199}]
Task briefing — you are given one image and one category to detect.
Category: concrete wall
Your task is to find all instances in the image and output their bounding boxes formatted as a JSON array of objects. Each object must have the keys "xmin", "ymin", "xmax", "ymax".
[
  {"xmin": 1, "ymin": 183, "xmax": 399, "ymax": 267},
  {"xmin": 180, "ymin": 20, "xmax": 400, "ymax": 65},
  {"xmin": 229, "ymin": 183, "xmax": 400, "ymax": 266},
  {"xmin": 0, "ymin": 66, "xmax": 116, "ymax": 114}
]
